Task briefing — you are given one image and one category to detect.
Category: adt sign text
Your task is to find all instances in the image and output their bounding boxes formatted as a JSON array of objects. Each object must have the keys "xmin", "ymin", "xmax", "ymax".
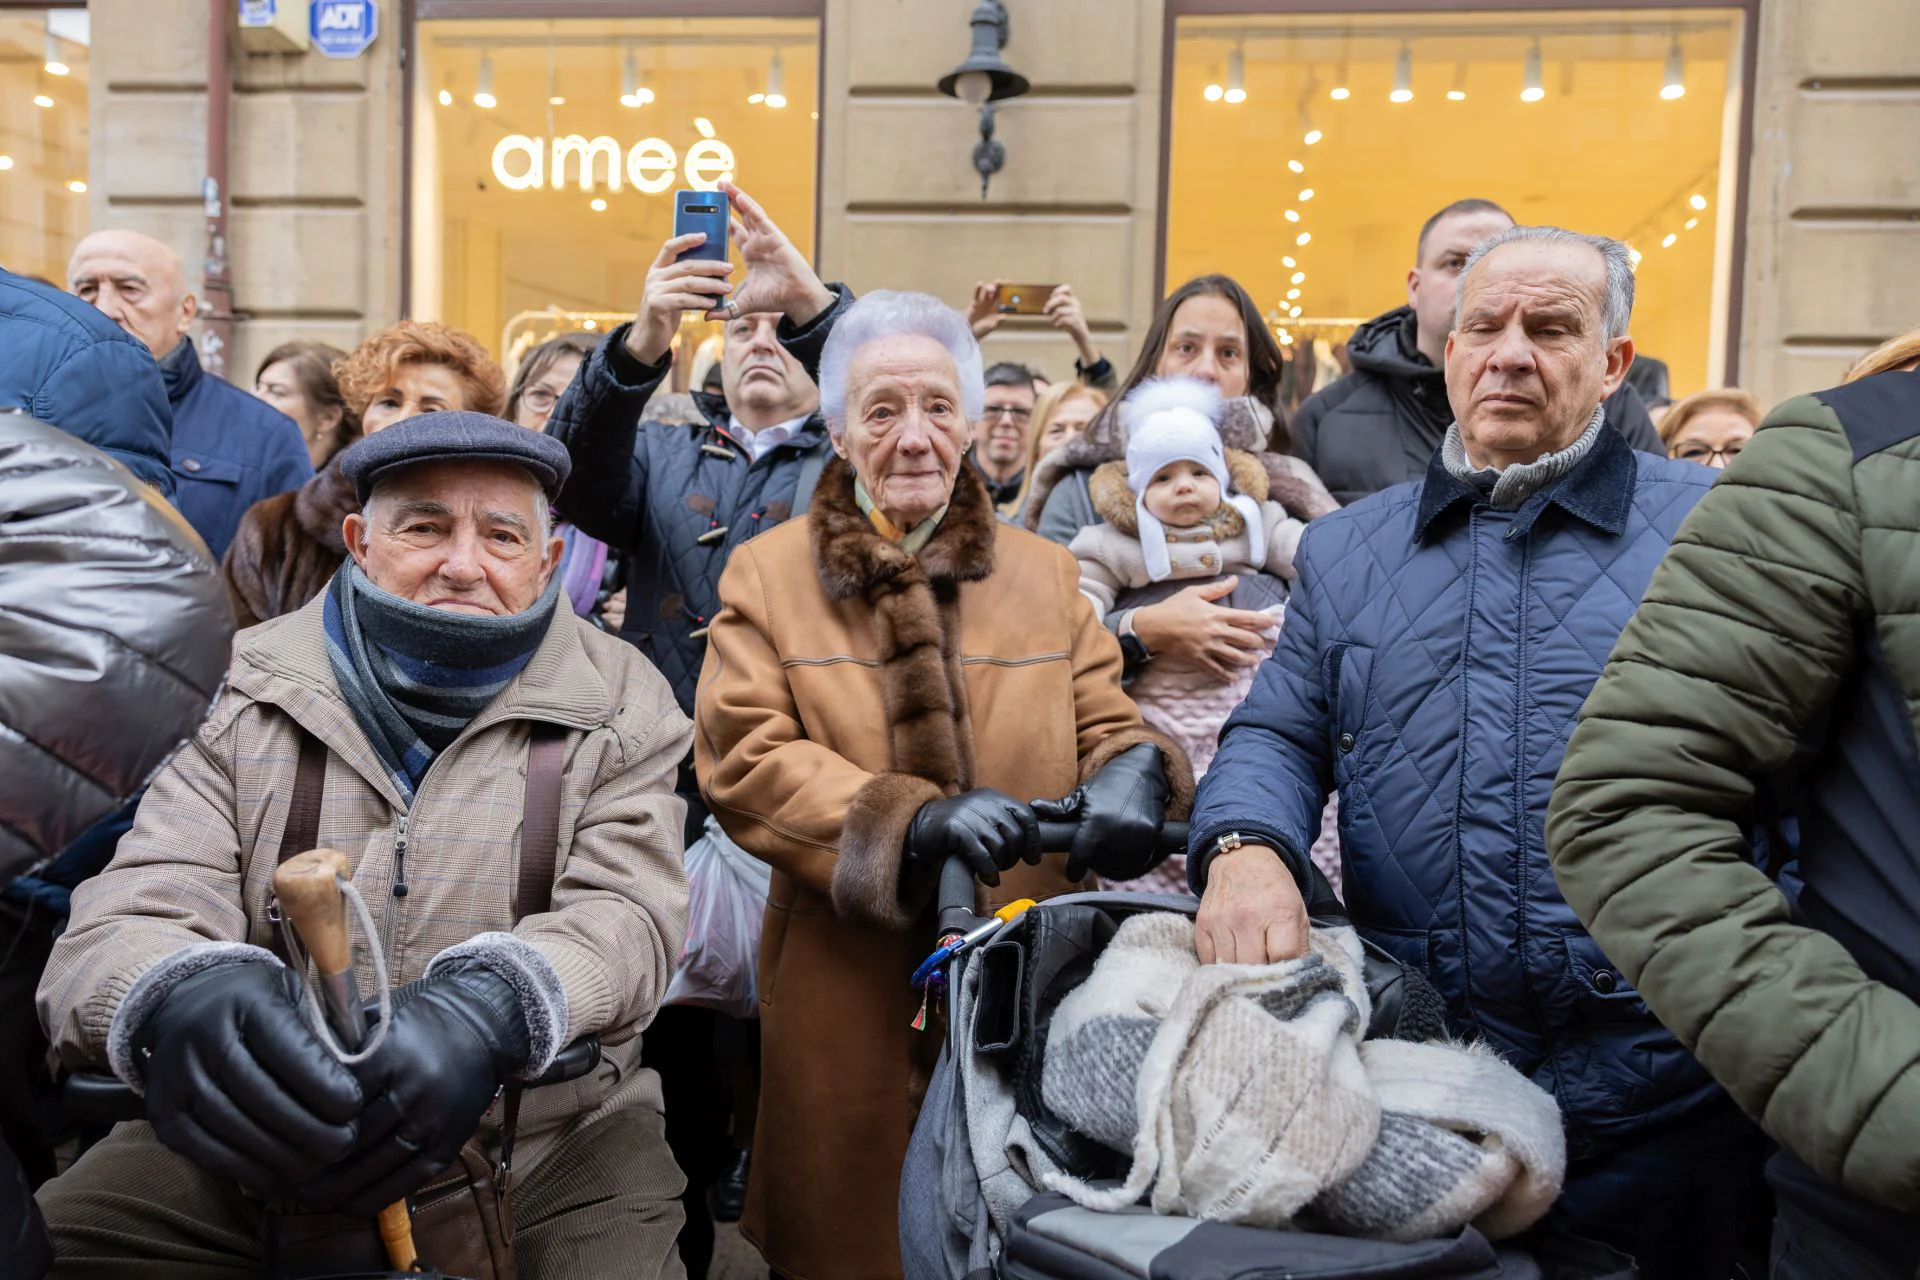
[{"xmin": 311, "ymin": 0, "xmax": 377, "ymax": 59}]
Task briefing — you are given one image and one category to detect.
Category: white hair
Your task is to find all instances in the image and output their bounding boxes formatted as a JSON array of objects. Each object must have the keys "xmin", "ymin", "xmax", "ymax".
[
  {"xmin": 360, "ymin": 480, "xmax": 554, "ymax": 561},
  {"xmin": 817, "ymin": 290, "xmax": 985, "ymax": 436},
  {"xmin": 1455, "ymin": 224, "xmax": 1636, "ymax": 342}
]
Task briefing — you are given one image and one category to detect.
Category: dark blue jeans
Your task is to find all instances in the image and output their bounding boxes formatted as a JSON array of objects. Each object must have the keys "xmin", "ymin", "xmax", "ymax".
[
  {"xmin": 1767, "ymin": 1149, "xmax": 1920, "ymax": 1280},
  {"xmin": 1554, "ymin": 1094, "xmax": 1766, "ymax": 1280}
]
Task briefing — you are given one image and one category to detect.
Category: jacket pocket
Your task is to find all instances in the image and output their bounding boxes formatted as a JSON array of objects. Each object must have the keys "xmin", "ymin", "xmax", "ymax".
[
  {"xmin": 1562, "ymin": 934, "xmax": 1649, "ymax": 1016},
  {"xmin": 1325, "ymin": 641, "xmax": 1373, "ymax": 781},
  {"xmin": 171, "ymin": 454, "xmax": 243, "ymax": 488},
  {"xmin": 1363, "ymin": 924, "xmax": 1433, "ymax": 979}
]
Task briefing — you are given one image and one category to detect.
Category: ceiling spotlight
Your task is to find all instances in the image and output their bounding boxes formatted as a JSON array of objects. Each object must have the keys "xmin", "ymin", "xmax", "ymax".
[
  {"xmin": 1288, "ymin": 159, "xmax": 1305, "ymax": 174},
  {"xmin": 66, "ymin": 179, "xmax": 86, "ymax": 193},
  {"xmin": 1521, "ymin": 39, "xmax": 1544, "ymax": 102},
  {"xmin": 1304, "ymin": 127, "xmax": 1322, "ymax": 145},
  {"xmin": 1289, "ymin": 305, "xmax": 1303, "ymax": 318},
  {"xmin": 1661, "ymin": 38, "xmax": 1686, "ymax": 100},
  {"xmin": 437, "ymin": 88, "xmax": 453, "ymax": 107},
  {"xmin": 549, "ymin": 94, "xmax": 566, "ymax": 106},
  {"xmin": 1284, "ymin": 209, "xmax": 1301, "ymax": 222},
  {"xmin": 1296, "ymin": 231, "xmax": 1312, "ymax": 246},
  {"xmin": 1448, "ymin": 61, "xmax": 1468, "ymax": 101},
  {"xmin": 472, "ymin": 52, "xmax": 496, "ymax": 109},
  {"xmin": 1390, "ymin": 42, "xmax": 1413, "ymax": 103},
  {"xmin": 1204, "ymin": 82, "xmax": 1224, "ymax": 102},
  {"xmin": 590, "ymin": 197, "xmax": 608, "ymax": 212},
  {"xmin": 1661, "ymin": 232, "xmax": 1678, "ymax": 248},
  {"xmin": 1224, "ymin": 45, "xmax": 1246, "ymax": 105},
  {"xmin": 764, "ymin": 49, "xmax": 788, "ymax": 109},
  {"xmin": 1331, "ymin": 60, "xmax": 1349, "ymax": 100},
  {"xmin": 1286, "ymin": 288, "xmax": 1302, "ymax": 301},
  {"xmin": 1628, "ymin": 247, "xmax": 1643, "ymax": 265},
  {"xmin": 0, "ymin": 155, "xmax": 13, "ymax": 170},
  {"xmin": 1689, "ymin": 193, "xmax": 1708, "ymax": 211},
  {"xmin": 1684, "ymin": 217, "xmax": 1700, "ymax": 230},
  {"xmin": 1282, "ymin": 255, "xmax": 1297, "ymax": 268},
  {"xmin": 32, "ymin": 93, "xmax": 53, "ymax": 109},
  {"xmin": 44, "ymin": 29, "xmax": 68, "ymax": 77},
  {"xmin": 620, "ymin": 49, "xmax": 653, "ymax": 108},
  {"xmin": 1299, "ymin": 187, "xmax": 1315, "ymax": 201},
  {"xmin": 1291, "ymin": 271, "xmax": 1306, "ymax": 284}
]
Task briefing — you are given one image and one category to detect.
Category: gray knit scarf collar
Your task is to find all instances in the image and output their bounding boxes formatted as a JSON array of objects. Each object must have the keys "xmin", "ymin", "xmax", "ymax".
[
  {"xmin": 1441, "ymin": 405, "xmax": 1606, "ymax": 510},
  {"xmin": 324, "ymin": 560, "xmax": 561, "ymax": 802}
]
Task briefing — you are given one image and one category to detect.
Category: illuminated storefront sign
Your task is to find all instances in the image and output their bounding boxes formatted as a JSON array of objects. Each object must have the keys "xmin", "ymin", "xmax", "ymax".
[{"xmin": 490, "ymin": 126, "xmax": 736, "ymax": 194}]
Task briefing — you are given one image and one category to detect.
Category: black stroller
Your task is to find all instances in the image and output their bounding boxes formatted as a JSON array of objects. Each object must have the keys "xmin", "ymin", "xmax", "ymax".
[{"xmin": 897, "ymin": 826, "xmax": 1637, "ymax": 1280}]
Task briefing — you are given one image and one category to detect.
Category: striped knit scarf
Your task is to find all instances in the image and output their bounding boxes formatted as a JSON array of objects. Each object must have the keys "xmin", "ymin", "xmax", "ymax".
[{"xmin": 323, "ymin": 560, "xmax": 561, "ymax": 801}]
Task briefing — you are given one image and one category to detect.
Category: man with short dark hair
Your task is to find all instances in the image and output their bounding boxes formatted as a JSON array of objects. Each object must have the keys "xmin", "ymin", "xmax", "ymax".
[
  {"xmin": 971, "ymin": 360, "xmax": 1037, "ymax": 514},
  {"xmin": 1290, "ymin": 199, "xmax": 1664, "ymax": 504}
]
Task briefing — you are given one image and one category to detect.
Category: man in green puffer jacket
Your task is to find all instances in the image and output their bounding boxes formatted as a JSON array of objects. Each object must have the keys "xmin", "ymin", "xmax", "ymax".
[{"xmin": 1547, "ymin": 365, "xmax": 1920, "ymax": 1278}]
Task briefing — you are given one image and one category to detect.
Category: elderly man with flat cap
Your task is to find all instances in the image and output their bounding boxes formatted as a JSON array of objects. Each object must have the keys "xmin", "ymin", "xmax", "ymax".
[{"xmin": 35, "ymin": 413, "xmax": 694, "ymax": 1278}]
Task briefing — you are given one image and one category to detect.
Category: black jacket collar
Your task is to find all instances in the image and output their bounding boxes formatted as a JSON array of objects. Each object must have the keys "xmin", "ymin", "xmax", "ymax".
[{"xmin": 1414, "ymin": 421, "xmax": 1636, "ymax": 544}]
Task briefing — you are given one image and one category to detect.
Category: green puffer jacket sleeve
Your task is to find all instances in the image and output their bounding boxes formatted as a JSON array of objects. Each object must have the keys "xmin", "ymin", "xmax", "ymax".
[{"xmin": 1547, "ymin": 396, "xmax": 1920, "ymax": 1213}]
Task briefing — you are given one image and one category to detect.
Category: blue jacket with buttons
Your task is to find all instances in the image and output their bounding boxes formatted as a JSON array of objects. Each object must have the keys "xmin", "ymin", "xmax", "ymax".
[
  {"xmin": 545, "ymin": 287, "xmax": 849, "ymax": 716},
  {"xmin": 160, "ymin": 339, "xmax": 312, "ymax": 561},
  {"xmin": 0, "ymin": 268, "xmax": 174, "ymax": 496},
  {"xmin": 1188, "ymin": 426, "xmax": 1724, "ymax": 1155}
]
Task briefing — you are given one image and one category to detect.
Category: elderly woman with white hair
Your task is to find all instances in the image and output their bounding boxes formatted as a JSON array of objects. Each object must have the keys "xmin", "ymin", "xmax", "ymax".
[{"xmin": 694, "ymin": 274, "xmax": 1194, "ymax": 1279}]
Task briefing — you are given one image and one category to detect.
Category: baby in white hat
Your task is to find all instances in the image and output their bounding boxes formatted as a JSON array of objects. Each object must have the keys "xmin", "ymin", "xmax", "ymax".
[{"xmin": 1069, "ymin": 376, "xmax": 1304, "ymax": 783}]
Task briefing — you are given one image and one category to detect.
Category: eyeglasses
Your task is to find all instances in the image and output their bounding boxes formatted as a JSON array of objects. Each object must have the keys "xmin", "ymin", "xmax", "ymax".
[
  {"xmin": 521, "ymin": 387, "xmax": 560, "ymax": 413},
  {"xmin": 983, "ymin": 403, "xmax": 1031, "ymax": 424},
  {"xmin": 1672, "ymin": 441, "xmax": 1745, "ymax": 465}
]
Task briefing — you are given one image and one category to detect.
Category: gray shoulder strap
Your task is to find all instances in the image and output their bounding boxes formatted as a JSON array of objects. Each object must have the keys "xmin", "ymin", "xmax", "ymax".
[{"xmin": 790, "ymin": 441, "xmax": 829, "ymax": 515}]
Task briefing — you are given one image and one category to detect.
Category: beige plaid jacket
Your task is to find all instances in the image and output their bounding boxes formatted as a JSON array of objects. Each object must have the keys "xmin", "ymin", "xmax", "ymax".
[{"xmin": 38, "ymin": 593, "xmax": 692, "ymax": 1165}]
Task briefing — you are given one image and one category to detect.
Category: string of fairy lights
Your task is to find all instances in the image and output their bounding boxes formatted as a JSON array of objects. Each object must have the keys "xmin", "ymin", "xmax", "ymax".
[{"xmin": 1199, "ymin": 29, "xmax": 1711, "ymax": 343}]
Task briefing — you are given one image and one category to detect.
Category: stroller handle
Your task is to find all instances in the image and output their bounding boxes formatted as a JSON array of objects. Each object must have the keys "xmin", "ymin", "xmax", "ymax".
[{"xmin": 936, "ymin": 819, "xmax": 1191, "ymax": 929}]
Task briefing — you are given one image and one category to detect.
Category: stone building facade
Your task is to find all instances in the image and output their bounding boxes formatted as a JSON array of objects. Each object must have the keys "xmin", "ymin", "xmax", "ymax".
[{"xmin": 78, "ymin": 0, "xmax": 1920, "ymax": 407}]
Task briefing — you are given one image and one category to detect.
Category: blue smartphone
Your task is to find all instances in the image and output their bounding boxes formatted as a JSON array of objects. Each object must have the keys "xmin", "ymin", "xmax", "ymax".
[{"xmin": 674, "ymin": 190, "xmax": 730, "ymax": 264}]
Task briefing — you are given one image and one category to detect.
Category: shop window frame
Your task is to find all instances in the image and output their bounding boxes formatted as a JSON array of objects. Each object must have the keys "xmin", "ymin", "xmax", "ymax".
[
  {"xmin": 1157, "ymin": 0, "xmax": 1762, "ymax": 385},
  {"xmin": 398, "ymin": 0, "xmax": 827, "ymax": 316}
]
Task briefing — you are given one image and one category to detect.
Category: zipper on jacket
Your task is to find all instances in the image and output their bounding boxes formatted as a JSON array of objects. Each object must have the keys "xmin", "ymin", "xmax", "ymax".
[{"xmin": 391, "ymin": 813, "xmax": 411, "ymax": 899}]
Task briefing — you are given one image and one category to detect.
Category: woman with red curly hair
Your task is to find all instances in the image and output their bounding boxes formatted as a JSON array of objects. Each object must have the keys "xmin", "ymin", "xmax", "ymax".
[{"xmin": 221, "ymin": 320, "xmax": 507, "ymax": 628}]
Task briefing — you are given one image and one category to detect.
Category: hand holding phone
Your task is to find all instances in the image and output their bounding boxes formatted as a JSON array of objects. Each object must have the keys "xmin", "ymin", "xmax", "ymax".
[{"xmin": 622, "ymin": 194, "xmax": 736, "ymax": 366}]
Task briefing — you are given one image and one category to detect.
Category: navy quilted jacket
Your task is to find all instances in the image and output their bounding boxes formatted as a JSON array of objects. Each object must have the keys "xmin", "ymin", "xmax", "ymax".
[
  {"xmin": 1189, "ymin": 426, "xmax": 1724, "ymax": 1154},
  {"xmin": 546, "ymin": 289, "xmax": 848, "ymax": 714}
]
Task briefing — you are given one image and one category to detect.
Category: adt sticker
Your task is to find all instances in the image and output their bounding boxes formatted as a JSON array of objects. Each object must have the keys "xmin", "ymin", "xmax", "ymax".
[
  {"xmin": 237, "ymin": 0, "xmax": 278, "ymax": 26},
  {"xmin": 310, "ymin": 0, "xmax": 378, "ymax": 59}
]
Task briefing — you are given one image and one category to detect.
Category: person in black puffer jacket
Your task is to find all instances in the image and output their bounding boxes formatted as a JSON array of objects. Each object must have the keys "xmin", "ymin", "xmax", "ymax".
[
  {"xmin": 0, "ymin": 413, "xmax": 231, "ymax": 1271},
  {"xmin": 1290, "ymin": 199, "xmax": 1665, "ymax": 506}
]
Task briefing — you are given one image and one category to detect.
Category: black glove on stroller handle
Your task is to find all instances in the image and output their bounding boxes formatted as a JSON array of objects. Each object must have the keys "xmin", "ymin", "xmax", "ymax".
[{"xmin": 936, "ymin": 820, "xmax": 1190, "ymax": 921}]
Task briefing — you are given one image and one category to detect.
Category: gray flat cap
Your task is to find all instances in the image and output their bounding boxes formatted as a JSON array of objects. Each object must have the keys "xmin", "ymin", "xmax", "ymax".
[{"xmin": 338, "ymin": 410, "xmax": 572, "ymax": 504}]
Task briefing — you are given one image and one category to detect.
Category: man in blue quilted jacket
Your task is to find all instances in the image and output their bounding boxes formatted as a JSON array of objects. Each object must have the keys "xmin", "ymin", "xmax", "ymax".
[{"xmin": 1186, "ymin": 226, "xmax": 1761, "ymax": 1278}]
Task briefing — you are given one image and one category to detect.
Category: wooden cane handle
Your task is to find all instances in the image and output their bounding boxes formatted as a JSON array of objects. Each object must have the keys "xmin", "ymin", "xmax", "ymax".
[
  {"xmin": 272, "ymin": 847, "xmax": 355, "ymax": 978},
  {"xmin": 378, "ymin": 1200, "xmax": 418, "ymax": 1271}
]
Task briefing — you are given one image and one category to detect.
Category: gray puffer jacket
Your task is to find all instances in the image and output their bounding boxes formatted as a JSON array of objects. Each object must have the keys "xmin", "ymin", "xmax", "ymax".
[{"xmin": 0, "ymin": 414, "xmax": 233, "ymax": 890}]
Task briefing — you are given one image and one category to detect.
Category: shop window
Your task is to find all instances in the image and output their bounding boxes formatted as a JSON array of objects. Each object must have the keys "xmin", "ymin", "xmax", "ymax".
[
  {"xmin": 412, "ymin": 14, "xmax": 819, "ymax": 378},
  {"xmin": 0, "ymin": 8, "xmax": 89, "ymax": 283},
  {"xmin": 1167, "ymin": 8, "xmax": 1744, "ymax": 397}
]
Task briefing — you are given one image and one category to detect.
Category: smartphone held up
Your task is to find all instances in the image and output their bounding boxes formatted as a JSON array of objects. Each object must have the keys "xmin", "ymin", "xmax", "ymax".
[
  {"xmin": 995, "ymin": 283, "xmax": 1059, "ymax": 315},
  {"xmin": 674, "ymin": 190, "xmax": 731, "ymax": 264}
]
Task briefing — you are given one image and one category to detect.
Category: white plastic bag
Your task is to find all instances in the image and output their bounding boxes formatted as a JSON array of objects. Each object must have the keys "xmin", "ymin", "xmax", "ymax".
[{"xmin": 665, "ymin": 815, "xmax": 774, "ymax": 1018}]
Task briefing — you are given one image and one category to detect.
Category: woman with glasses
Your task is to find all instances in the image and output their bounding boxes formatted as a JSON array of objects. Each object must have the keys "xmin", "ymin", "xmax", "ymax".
[
  {"xmin": 1659, "ymin": 387, "xmax": 1763, "ymax": 470},
  {"xmin": 506, "ymin": 334, "xmax": 625, "ymax": 627}
]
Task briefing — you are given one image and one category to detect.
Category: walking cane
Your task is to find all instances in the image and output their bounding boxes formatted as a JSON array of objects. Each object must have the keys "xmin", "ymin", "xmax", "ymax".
[{"xmin": 273, "ymin": 847, "xmax": 420, "ymax": 1273}]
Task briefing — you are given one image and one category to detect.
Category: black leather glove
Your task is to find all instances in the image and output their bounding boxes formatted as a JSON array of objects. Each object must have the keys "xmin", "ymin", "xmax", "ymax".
[
  {"xmin": 903, "ymin": 788, "xmax": 1040, "ymax": 891},
  {"xmin": 1032, "ymin": 743, "xmax": 1170, "ymax": 881},
  {"xmin": 298, "ymin": 963, "xmax": 531, "ymax": 1216},
  {"xmin": 136, "ymin": 960, "xmax": 363, "ymax": 1200}
]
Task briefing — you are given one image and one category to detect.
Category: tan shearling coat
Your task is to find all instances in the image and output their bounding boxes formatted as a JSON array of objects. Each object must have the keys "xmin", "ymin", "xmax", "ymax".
[
  {"xmin": 694, "ymin": 457, "xmax": 1193, "ymax": 1280},
  {"xmin": 38, "ymin": 593, "xmax": 692, "ymax": 1174}
]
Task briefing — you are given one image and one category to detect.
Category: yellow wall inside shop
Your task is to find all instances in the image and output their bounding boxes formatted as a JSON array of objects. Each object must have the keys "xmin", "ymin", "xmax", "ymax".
[
  {"xmin": 417, "ymin": 17, "xmax": 819, "ymax": 367},
  {"xmin": 1168, "ymin": 9, "xmax": 1741, "ymax": 398}
]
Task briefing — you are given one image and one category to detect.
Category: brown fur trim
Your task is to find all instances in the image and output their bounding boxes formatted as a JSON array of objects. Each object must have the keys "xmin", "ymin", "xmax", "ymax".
[
  {"xmin": 1022, "ymin": 427, "xmax": 1124, "ymax": 531},
  {"xmin": 1264, "ymin": 453, "xmax": 1341, "ymax": 521},
  {"xmin": 809, "ymin": 456, "xmax": 996, "ymax": 600},
  {"xmin": 292, "ymin": 455, "xmax": 356, "ymax": 553},
  {"xmin": 1087, "ymin": 451, "xmax": 1272, "ymax": 538},
  {"xmin": 1079, "ymin": 725, "xmax": 1198, "ymax": 821},
  {"xmin": 835, "ymin": 771, "xmax": 948, "ymax": 930}
]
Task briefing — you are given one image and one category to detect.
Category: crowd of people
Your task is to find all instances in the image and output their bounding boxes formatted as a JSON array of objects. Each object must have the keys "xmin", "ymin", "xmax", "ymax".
[{"xmin": 0, "ymin": 176, "xmax": 1916, "ymax": 1280}]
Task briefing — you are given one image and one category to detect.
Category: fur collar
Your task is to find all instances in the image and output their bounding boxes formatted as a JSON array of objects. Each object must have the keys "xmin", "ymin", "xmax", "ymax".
[
  {"xmin": 294, "ymin": 454, "xmax": 357, "ymax": 554},
  {"xmin": 810, "ymin": 455, "xmax": 997, "ymax": 600},
  {"xmin": 1087, "ymin": 450, "xmax": 1271, "ymax": 538}
]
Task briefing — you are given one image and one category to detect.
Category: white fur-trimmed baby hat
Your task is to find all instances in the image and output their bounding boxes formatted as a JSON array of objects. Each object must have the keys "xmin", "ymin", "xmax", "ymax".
[{"xmin": 1122, "ymin": 377, "xmax": 1263, "ymax": 581}]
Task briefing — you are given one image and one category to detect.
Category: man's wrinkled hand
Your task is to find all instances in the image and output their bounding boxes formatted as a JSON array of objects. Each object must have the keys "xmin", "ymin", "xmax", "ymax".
[{"xmin": 1196, "ymin": 844, "xmax": 1309, "ymax": 964}]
